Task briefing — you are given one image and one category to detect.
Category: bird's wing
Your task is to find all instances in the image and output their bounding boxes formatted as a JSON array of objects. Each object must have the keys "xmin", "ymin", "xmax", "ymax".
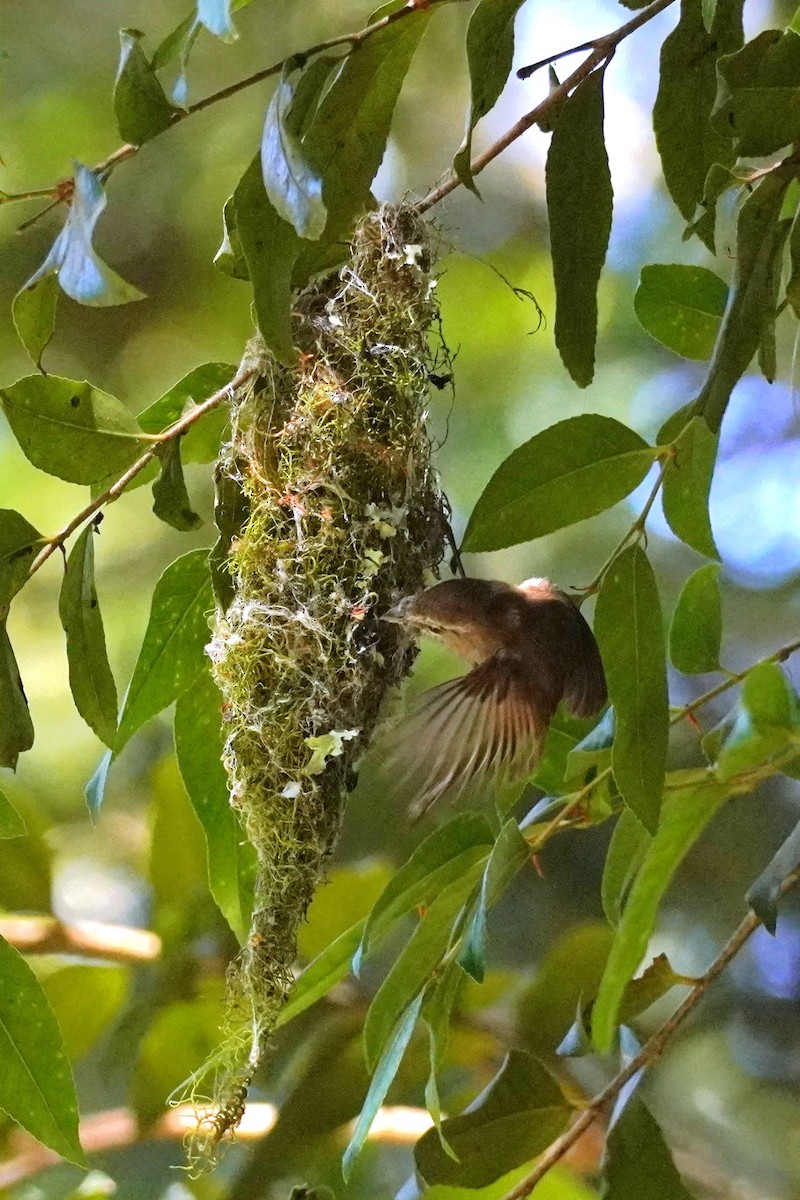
[
  {"xmin": 386, "ymin": 652, "xmax": 550, "ymax": 821},
  {"xmin": 559, "ymin": 604, "xmax": 608, "ymax": 718}
]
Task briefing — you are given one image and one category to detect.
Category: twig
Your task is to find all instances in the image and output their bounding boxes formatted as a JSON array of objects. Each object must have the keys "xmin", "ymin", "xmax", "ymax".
[
  {"xmin": 2, "ymin": 0, "xmax": 447, "ymax": 226},
  {"xmin": 0, "ymin": 915, "xmax": 161, "ymax": 963},
  {"xmin": 415, "ymin": 0, "xmax": 676, "ymax": 214},
  {"xmin": 26, "ymin": 363, "xmax": 257, "ymax": 580},
  {"xmin": 501, "ymin": 863, "xmax": 800, "ymax": 1200}
]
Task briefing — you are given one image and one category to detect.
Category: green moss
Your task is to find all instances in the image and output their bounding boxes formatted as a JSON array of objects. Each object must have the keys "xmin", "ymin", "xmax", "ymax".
[{"xmin": 185, "ymin": 207, "xmax": 446, "ymax": 1165}]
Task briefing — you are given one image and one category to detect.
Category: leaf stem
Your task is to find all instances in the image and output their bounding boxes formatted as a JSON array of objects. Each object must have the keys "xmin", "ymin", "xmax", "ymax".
[
  {"xmin": 500, "ymin": 862, "xmax": 800, "ymax": 1200},
  {"xmin": 27, "ymin": 363, "xmax": 256, "ymax": 580}
]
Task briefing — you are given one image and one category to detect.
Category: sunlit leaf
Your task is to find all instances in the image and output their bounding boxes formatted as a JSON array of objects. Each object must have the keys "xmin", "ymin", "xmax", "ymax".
[
  {"xmin": 453, "ymin": 0, "xmax": 526, "ymax": 195},
  {"xmin": 261, "ymin": 68, "xmax": 327, "ymax": 240},
  {"xmin": 669, "ymin": 563, "xmax": 722, "ymax": 675},
  {"xmin": 546, "ymin": 68, "xmax": 613, "ymax": 387},
  {"xmin": 463, "ymin": 415, "xmax": 656, "ymax": 552},
  {"xmin": 594, "ymin": 546, "xmax": 668, "ymax": 834},
  {"xmin": 300, "ymin": 861, "xmax": 391, "ymax": 963},
  {"xmin": 12, "ymin": 275, "xmax": 59, "ymax": 371},
  {"xmin": 0, "ymin": 934, "xmax": 87, "ymax": 1165},
  {"xmin": 653, "ymin": 0, "xmax": 742, "ymax": 220},
  {"xmin": 634, "ymin": 264, "xmax": 728, "ymax": 361},
  {"xmin": 59, "ymin": 524, "xmax": 118, "ymax": 748},
  {"xmin": 591, "ymin": 782, "xmax": 729, "ymax": 1051},
  {"xmin": 0, "ymin": 619, "xmax": 34, "ymax": 770},
  {"xmin": 40, "ymin": 963, "xmax": 128, "ymax": 1063},
  {"xmin": 0, "ymin": 509, "xmax": 41, "ymax": 608},
  {"xmin": 20, "ymin": 164, "xmax": 145, "ymax": 307},
  {"xmin": 115, "ymin": 549, "xmax": 213, "ymax": 753},
  {"xmin": 174, "ymin": 664, "xmax": 258, "ymax": 944},
  {"xmin": 0, "ymin": 374, "xmax": 144, "ymax": 485},
  {"xmin": 114, "ymin": 28, "xmax": 177, "ymax": 145}
]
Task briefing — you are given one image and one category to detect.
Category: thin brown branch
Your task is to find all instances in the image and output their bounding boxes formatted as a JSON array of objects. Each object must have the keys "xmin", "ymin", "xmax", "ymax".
[
  {"xmin": 501, "ymin": 863, "xmax": 800, "ymax": 1200},
  {"xmin": 415, "ymin": 0, "xmax": 676, "ymax": 214},
  {"xmin": 26, "ymin": 363, "xmax": 257, "ymax": 580},
  {"xmin": 0, "ymin": 914, "xmax": 161, "ymax": 963}
]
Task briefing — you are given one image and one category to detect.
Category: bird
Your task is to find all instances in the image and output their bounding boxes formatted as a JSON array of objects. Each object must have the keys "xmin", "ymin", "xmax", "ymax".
[{"xmin": 382, "ymin": 576, "xmax": 607, "ymax": 820}]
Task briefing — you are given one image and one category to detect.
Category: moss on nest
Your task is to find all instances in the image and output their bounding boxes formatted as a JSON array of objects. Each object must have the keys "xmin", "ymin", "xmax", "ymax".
[{"xmin": 187, "ymin": 206, "xmax": 446, "ymax": 1162}]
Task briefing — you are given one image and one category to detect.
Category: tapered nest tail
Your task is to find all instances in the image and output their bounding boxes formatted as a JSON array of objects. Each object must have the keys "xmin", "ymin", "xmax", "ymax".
[{"xmin": 187, "ymin": 205, "xmax": 448, "ymax": 1163}]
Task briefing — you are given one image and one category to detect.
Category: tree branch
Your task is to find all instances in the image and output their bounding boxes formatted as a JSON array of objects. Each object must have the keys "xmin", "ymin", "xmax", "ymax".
[
  {"xmin": 501, "ymin": 863, "xmax": 800, "ymax": 1200},
  {"xmin": 0, "ymin": 914, "xmax": 161, "ymax": 963},
  {"xmin": 26, "ymin": 362, "xmax": 257, "ymax": 580}
]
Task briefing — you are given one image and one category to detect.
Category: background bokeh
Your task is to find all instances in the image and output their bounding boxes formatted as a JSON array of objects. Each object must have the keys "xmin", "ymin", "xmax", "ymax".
[{"xmin": 2, "ymin": 0, "xmax": 800, "ymax": 1197}]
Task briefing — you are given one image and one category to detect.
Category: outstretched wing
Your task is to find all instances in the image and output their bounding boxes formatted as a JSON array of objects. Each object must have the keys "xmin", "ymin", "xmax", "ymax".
[
  {"xmin": 386, "ymin": 652, "xmax": 552, "ymax": 821},
  {"xmin": 560, "ymin": 601, "xmax": 608, "ymax": 718}
]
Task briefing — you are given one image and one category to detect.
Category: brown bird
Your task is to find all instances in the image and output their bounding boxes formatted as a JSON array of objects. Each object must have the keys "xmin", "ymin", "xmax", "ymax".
[{"xmin": 383, "ymin": 576, "xmax": 607, "ymax": 819}]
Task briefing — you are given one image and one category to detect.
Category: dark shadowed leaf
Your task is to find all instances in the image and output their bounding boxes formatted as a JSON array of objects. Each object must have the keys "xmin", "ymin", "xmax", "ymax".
[
  {"xmin": 261, "ymin": 69, "xmax": 327, "ymax": 240},
  {"xmin": 453, "ymin": 0, "xmax": 526, "ymax": 194},
  {"xmin": 684, "ymin": 162, "xmax": 742, "ymax": 253},
  {"xmin": 415, "ymin": 1051, "xmax": 571, "ymax": 1188},
  {"xmin": 152, "ymin": 12, "xmax": 199, "ymax": 107},
  {"xmin": 152, "ymin": 440, "xmax": 202, "ymax": 532},
  {"xmin": 0, "ymin": 934, "xmax": 87, "ymax": 1165},
  {"xmin": 59, "ymin": 525, "xmax": 118, "ymax": 748},
  {"xmin": 661, "ymin": 415, "xmax": 719, "ymax": 559},
  {"xmin": 20, "ymin": 165, "xmax": 145, "ymax": 307},
  {"xmin": 174, "ymin": 664, "xmax": 257, "ymax": 943},
  {"xmin": 602, "ymin": 808, "xmax": 650, "ymax": 926},
  {"xmin": 343, "ymin": 989, "xmax": 424, "ymax": 1179},
  {"xmin": 0, "ymin": 620, "xmax": 34, "ymax": 770},
  {"xmin": 0, "ymin": 374, "xmax": 144, "ymax": 484},
  {"xmin": 757, "ymin": 217, "xmax": 791, "ymax": 383},
  {"xmin": 41, "ymin": 963, "xmax": 128, "ymax": 1063},
  {"xmin": 12, "ymin": 275, "xmax": 59, "ymax": 371},
  {"xmin": 546, "ymin": 68, "xmax": 613, "ymax": 387},
  {"xmin": 459, "ymin": 819, "xmax": 531, "ymax": 983},
  {"xmin": 711, "ymin": 28, "xmax": 800, "ymax": 157},
  {"xmin": 747, "ymin": 817, "xmax": 800, "ymax": 934},
  {"xmin": 0, "ymin": 789, "xmax": 26, "ymax": 837},
  {"xmin": 210, "ymin": 464, "xmax": 250, "ymax": 611},
  {"xmin": 0, "ymin": 509, "xmax": 41, "ymax": 608},
  {"xmin": 602, "ymin": 1098, "xmax": 693, "ymax": 1199},
  {"xmin": 634, "ymin": 264, "xmax": 728, "ymax": 360},
  {"xmin": 114, "ymin": 28, "xmax": 177, "ymax": 145},
  {"xmin": 653, "ymin": 0, "xmax": 742, "ymax": 221},
  {"xmin": 463, "ymin": 415, "xmax": 656, "ymax": 552},
  {"xmin": 669, "ymin": 563, "xmax": 722, "ymax": 675},
  {"xmin": 115, "ymin": 549, "xmax": 213, "ymax": 753},
  {"xmin": 214, "ymin": 196, "xmax": 250, "ymax": 279},
  {"xmin": 592, "ymin": 782, "xmax": 728, "ymax": 1051},
  {"xmin": 594, "ymin": 546, "xmax": 668, "ymax": 834},
  {"xmin": 786, "ymin": 202, "xmax": 800, "ymax": 317}
]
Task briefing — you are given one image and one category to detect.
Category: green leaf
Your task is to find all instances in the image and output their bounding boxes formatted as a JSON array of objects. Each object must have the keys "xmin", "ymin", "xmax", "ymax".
[
  {"xmin": 546, "ymin": 67, "xmax": 613, "ymax": 387},
  {"xmin": 565, "ymin": 706, "xmax": 615, "ymax": 783},
  {"xmin": 115, "ymin": 549, "xmax": 213, "ymax": 754},
  {"xmin": 616, "ymin": 953, "xmax": 690, "ymax": 1025},
  {"xmin": 591, "ymin": 782, "xmax": 728, "ymax": 1051},
  {"xmin": 12, "ymin": 275, "xmax": 59, "ymax": 371},
  {"xmin": 58, "ymin": 525, "xmax": 118, "ymax": 748},
  {"xmin": 694, "ymin": 166, "xmax": 793, "ymax": 432},
  {"xmin": 275, "ymin": 918, "xmax": 367, "ymax": 1029},
  {"xmin": 294, "ymin": 1, "xmax": 433, "ymax": 282},
  {"xmin": 114, "ymin": 28, "xmax": 176, "ymax": 145},
  {"xmin": 747, "ymin": 817, "xmax": 800, "ymax": 934},
  {"xmin": 133, "ymin": 983, "xmax": 225, "ymax": 1127},
  {"xmin": 356, "ymin": 812, "xmax": 494, "ymax": 967},
  {"xmin": 415, "ymin": 1050, "xmax": 571, "ymax": 1189},
  {"xmin": 0, "ymin": 619, "xmax": 34, "ymax": 770},
  {"xmin": 601, "ymin": 1099, "xmax": 693, "ymax": 1199},
  {"xmin": 601, "ymin": 809, "xmax": 650, "ymax": 926},
  {"xmin": 231, "ymin": 155, "xmax": 300, "ymax": 365},
  {"xmin": 715, "ymin": 661, "xmax": 799, "ymax": 782},
  {"xmin": 594, "ymin": 546, "xmax": 669, "ymax": 834},
  {"xmin": 363, "ymin": 867, "xmax": 483, "ymax": 1072},
  {"xmin": 174, "ymin": 664, "xmax": 257, "ymax": 944},
  {"xmin": 213, "ymin": 196, "xmax": 250, "ymax": 279},
  {"xmin": 453, "ymin": 0, "xmax": 526, "ymax": 195},
  {"xmin": 342, "ymin": 989, "xmax": 424, "ymax": 1180},
  {"xmin": 785, "ymin": 202, "xmax": 800, "ymax": 317},
  {"xmin": 300, "ymin": 861, "xmax": 391, "ymax": 963},
  {"xmin": 152, "ymin": 440, "xmax": 202, "ymax": 532},
  {"xmin": 711, "ymin": 29, "xmax": 800, "ymax": 157},
  {"xmin": 0, "ymin": 374, "xmax": 144, "ymax": 485},
  {"xmin": 0, "ymin": 789, "xmax": 26, "ymax": 837},
  {"xmin": 0, "ymin": 509, "xmax": 41, "ymax": 608},
  {"xmin": 261, "ymin": 68, "xmax": 327, "ymax": 240},
  {"xmin": 669, "ymin": 563, "xmax": 722, "ymax": 675},
  {"xmin": 0, "ymin": 934, "xmax": 87, "ymax": 1165},
  {"xmin": 136, "ymin": 362, "xmax": 235, "ymax": 465},
  {"xmin": 683, "ymin": 163, "xmax": 742, "ymax": 254},
  {"xmin": 757, "ymin": 217, "xmax": 791, "ymax": 384},
  {"xmin": 40, "ymin": 963, "xmax": 128, "ymax": 1063},
  {"xmin": 463, "ymin": 415, "xmax": 656, "ymax": 552},
  {"xmin": 634, "ymin": 264, "xmax": 728, "ymax": 360},
  {"xmin": 661, "ymin": 415, "xmax": 720, "ymax": 559},
  {"xmin": 423, "ymin": 961, "xmax": 463, "ymax": 1159},
  {"xmin": 20, "ymin": 164, "xmax": 145, "ymax": 307},
  {"xmin": 653, "ymin": 0, "xmax": 743, "ymax": 221},
  {"xmin": 459, "ymin": 819, "xmax": 531, "ymax": 983}
]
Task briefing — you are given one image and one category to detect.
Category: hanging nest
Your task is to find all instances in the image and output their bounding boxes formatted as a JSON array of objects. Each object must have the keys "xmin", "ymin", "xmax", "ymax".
[{"xmin": 184, "ymin": 206, "xmax": 447, "ymax": 1163}]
